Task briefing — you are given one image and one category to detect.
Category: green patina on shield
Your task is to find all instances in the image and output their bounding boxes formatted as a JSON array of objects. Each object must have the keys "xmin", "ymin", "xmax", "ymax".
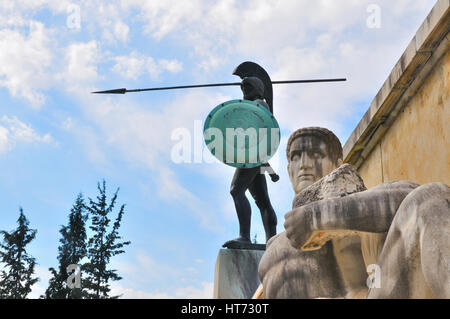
[{"xmin": 203, "ymin": 99, "xmax": 280, "ymax": 168}]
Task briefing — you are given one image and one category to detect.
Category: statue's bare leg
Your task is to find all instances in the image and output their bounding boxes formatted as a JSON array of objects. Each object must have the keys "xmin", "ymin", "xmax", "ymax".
[
  {"xmin": 225, "ymin": 167, "xmax": 259, "ymax": 245},
  {"xmin": 249, "ymin": 173, "xmax": 277, "ymax": 242}
]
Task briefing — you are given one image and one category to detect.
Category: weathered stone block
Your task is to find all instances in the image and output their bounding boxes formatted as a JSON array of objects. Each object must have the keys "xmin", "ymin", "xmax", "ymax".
[{"xmin": 213, "ymin": 249, "xmax": 264, "ymax": 299}]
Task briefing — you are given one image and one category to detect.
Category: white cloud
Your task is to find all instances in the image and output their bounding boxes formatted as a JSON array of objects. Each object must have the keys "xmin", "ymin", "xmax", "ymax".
[
  {"xmin": 112, "ymin": 51, "xmax": 183, "ymax": 80},
  {"xmin": 120, "ymin": 0, "xmax": 415, "ymax": 78},
  {"xmin": 72, "ymin": 89, "xmax": 233, "ymax": 231},
  {"xmin": 28, "ymin": 259, "xmax": 213, "ymax": 299},
  {"xmin": 120, "ymin": 0, "xmax": 366, "ymax": 71},
  {"xmin": 59, "ymin": 116, "xmax": 108, "ymax": 165},
  {"xmin": 0, "ymin": 0, "xmax": 71, "ymax": 14},
  {"xmin": 28, "ymin": 266, "xmax": 52, "ymax": 299},
  {"xmin": 109, "ymin": 281, "xmax": 213, "ymax": 299},
  {"xmin": 1, "ymin": 116, "xmax": 53, "ymax": 144},
  {"xmin": 0, "ymin": 116, "xmax": 55, "ymax": 154},
  {"xmin": 0, "ymin": 0, "xmax": 436, "ymax": 115},
  {"xmin": 110, "ymin": 283, "xmax": 172, "ymax": 299},
  {"xmin": 84, "ymin": 2, "xmax": 131, "ymax": 43},
  {"xmin": 110, "ymin": 252, "xmax": 184, "ymax": 293},
  {"xmin": 123, "ymin": 0, "xmax": 205, "ymax": 40},
  {"xmin": 158, "ymin": 59, "xmax": 183, "ymax": 74},
  {"xmin": 118, "ymin": 0, "xmax": 436, "ymax": 136},
  {"xmin": 0, "ymin": 125, "xmax": 9, "ymax": 153},
  {"xmin": 110, "ymin": 252, "xmax": 212, "ymax": 299},
  {"xmin": 112, "ymin": 52, "xmax": 146, "ymax": 80},
  {"xmin": 63, "ymin": 40, "xmax": 100, "ymax": 86},
  {"xmin": 174, "ymin": 282, "xmax": 213, "ymax": 299},
  {"xmin": 0, "ymin": 21, "xmax": 53, "ymax": 107},
  {"xmin": 156, "ymin": 166, "xmax": 221, "ymax": 231},
  {"xmin": 61, "ymin": 117, "xmax": 74, "ymax": 130},
  {"xmin": 0, "ymin": 0, "xmax": 72, "ymax": 29},
  {"xmin": 114, "ymin": 20, "xmax": 130, "ymax": 42}
]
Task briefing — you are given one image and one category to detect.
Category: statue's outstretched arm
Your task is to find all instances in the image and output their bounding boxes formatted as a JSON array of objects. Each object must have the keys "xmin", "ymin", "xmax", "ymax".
[{"xmin": 284, "ymin": 181, "xmax": 418, "ymax": 250}]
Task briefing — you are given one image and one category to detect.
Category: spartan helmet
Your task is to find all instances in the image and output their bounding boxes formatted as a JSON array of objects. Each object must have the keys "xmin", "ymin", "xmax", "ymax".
[{"xmin": 240, "ymin": 76, "xmax": 265, "ymax": 101}]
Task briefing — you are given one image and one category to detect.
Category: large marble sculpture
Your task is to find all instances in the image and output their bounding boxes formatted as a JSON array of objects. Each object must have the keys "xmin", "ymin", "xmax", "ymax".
[
  {"xmin": 285, "ymin": 179, "xmax": 450, "ymax": 298},
  {"xmin": 257, "ymin": 127, "xmax": 368, "ymax": 299},
  {"xmin": 256, "ymin": 127, "xmax": 450, "ymax": 299}
]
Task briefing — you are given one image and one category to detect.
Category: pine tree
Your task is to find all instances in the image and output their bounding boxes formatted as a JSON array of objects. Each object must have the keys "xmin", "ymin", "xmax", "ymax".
[
  {"xmin": 45, "ymin": 193, "xmax": 88, "ymax": 299},
  {"xmin": 0, "ymin": 208, "xmax": 38, "ymax": 299},
  {"xmin": 83, "ymin": 180, "xmax": 131, "ymax": 299}
]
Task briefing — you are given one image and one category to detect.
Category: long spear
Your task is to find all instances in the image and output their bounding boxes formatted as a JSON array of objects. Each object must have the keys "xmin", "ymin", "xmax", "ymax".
[{"xmin": 91, "ymin": 78, "xmax": 346, "ymax": 94}]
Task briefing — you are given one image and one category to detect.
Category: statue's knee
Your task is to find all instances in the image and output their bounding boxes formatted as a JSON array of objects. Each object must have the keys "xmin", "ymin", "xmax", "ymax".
[
  {"xmin": 258, "ymin": 202, "xmax": 271, "ymax": 215},
  {"xmin": 271, "ymin": 212, "xmax": 278, "ymax": 225},
  {"xmin": 254, "ymin": 199, "xmax": 264, "ymax": 210},
  {"xmin": 230, "ymin": 186, "xmax": 244, "ymax": 199},
  {"xmin": 257, "ymin": 201, "xmax": 277, "ymax": 223}
]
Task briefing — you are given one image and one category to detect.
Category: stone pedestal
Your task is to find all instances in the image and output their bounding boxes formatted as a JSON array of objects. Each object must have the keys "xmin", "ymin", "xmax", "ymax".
[{"xmin": 213, "ymin": 248, "xmax": 264, "ymax": 299}]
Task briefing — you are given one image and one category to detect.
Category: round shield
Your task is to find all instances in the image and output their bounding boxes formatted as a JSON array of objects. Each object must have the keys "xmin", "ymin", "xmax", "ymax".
[{"xmin": 203, "ymin": 99, "xmax": 280, "ymax": 168}]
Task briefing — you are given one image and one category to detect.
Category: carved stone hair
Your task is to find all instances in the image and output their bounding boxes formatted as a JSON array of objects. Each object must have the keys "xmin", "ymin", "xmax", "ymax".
[{"xmin": 286, "ymin": 127, "xmax": 343, "ymax": 164}]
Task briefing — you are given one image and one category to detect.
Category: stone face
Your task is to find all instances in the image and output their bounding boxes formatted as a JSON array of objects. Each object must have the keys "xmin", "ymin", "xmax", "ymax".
[{"xmin": 214, "ymin": 249, "xmax": 264, "ymax": 299}]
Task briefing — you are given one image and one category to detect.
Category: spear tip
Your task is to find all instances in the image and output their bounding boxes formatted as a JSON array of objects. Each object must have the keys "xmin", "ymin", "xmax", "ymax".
[{"xmin": 91, "ymin": 88, "xmax": 127, "ymax": 94}]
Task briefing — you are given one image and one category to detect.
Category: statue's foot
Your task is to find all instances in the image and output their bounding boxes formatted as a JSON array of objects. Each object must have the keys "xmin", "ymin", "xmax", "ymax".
[{"xmin": 222, "ymin": 236, "xmax": 251, "ymax": 248}]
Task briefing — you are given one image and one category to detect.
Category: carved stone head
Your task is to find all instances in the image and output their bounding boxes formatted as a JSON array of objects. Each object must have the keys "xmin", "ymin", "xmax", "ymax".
[{"xmin": 286, "ymin": 127, "xmax": 343, "ymax": 194}]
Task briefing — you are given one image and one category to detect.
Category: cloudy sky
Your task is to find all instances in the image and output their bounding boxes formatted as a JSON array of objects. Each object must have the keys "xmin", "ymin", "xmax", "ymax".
[{"xmin": 0, "ymin": 0, "xmax": 437, "ymax": 298}]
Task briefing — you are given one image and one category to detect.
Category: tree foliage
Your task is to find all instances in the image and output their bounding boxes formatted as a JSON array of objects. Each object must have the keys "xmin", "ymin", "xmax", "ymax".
[
  {"xmin": 0, "ymin": 209, "xmax": 38, "ymax": 299},
  {"xmin": 83, "ymin": 180, "xmax": 131, "ymax": 299},
  {"xmin": 45, "ymin": 193, "xmax": 88, "ymax": 299}
]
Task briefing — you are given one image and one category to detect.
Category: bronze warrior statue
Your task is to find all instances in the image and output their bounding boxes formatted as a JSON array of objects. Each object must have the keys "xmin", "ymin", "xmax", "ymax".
[{"xmin": 222, "ymin": 62, "xmax": 279, "ymax": 249}]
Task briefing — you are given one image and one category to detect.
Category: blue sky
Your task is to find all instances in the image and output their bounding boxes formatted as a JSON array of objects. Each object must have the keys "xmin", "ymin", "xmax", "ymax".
[{"xmin": 0, "ymin": 0, "xmax": 437, "ymax": 298}]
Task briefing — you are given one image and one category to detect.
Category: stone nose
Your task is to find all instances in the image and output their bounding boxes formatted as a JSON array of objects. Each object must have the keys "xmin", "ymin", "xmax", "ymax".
[{"xmin": 299, "ymin": 152, "xmax": 313, "ymax": 169}]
